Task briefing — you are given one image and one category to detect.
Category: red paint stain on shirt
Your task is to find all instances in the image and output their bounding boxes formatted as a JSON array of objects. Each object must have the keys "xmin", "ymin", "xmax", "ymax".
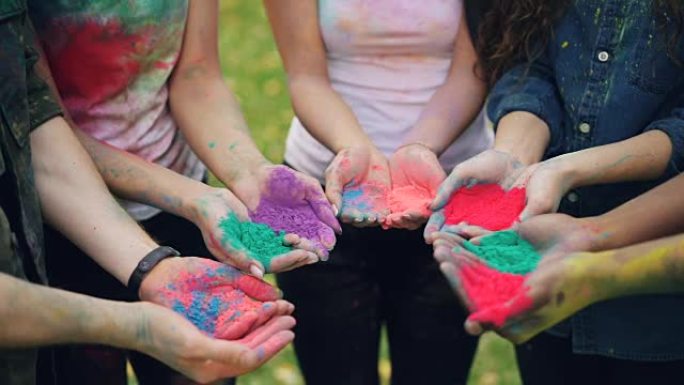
[
  {"xmin": 444, "ymin": 184, "xmax": 526, "ymax": 231},
  {"xmin": 42, "ymin": 19, "xmax": 150, "ymax": 108}
]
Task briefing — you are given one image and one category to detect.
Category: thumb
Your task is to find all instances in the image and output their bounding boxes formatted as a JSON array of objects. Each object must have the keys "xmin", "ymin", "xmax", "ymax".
[
  {"xmin": 324, "ymin": 173, "xmax": 344, "ymax": 216},
  {"xmin": 430, "ymin": 172, "xmax": 468, "ymax": 210}
]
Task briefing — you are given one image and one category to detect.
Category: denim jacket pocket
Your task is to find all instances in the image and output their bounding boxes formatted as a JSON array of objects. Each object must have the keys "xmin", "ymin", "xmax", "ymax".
[{"xmin": 628, "ymin": 20, "xmax": 684, "ymax": 95}]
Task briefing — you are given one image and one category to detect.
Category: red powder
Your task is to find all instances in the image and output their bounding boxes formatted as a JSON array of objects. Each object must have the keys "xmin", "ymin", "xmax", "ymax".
[
  {"xmin": 387, "ymin": 185, "xmax": 433, "ymax": 216},
  {"xmin": 42, "ymin": 20, "xmax": 151, "ymax": 108},
  {"xmin": 444, "ymin": 184, "xmax": 526, "ymax": 231},
  {"xmin": 459, "ymin": 262, "xmax": 533, "ymax": 327}
]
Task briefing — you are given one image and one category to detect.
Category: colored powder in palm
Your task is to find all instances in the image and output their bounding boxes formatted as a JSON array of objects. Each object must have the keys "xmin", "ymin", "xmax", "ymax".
[
  {"xmin": 250, "ymin": 168, "xmax": 334, "ymax": 250},
  {"xmin": 459, "ymin": 262, "xmax": 527, "ymax": 311},
  {"xmin": 444, "ymin": 184, "xmax": 526, "ymax": 231},
  {"xmin": 459, "ymin": 263, "xmax": 534, "ymax": 327},
  {"xmin": 341, "ymin": 187, "xmax": 371, "ymax": 211},
  {"xmin": 463, "ymin": 231, "xmax": 541, "ymax": 275},
  {"xmin": 218, "ymin": 213, "xmax": 291, "ymax": 270},
  {"xmin": 388, "ymin": 185, "xmax": 433, "ymax": 216},
  {"xmin": 165, "ymin": 270, "xmax": 264, "ymax": 336}
]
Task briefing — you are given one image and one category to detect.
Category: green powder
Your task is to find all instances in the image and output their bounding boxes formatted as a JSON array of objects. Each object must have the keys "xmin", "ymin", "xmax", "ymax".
[
  {"xmin": 463, "ymin": 231, "xmax": 541, "ymax": 275},
  {"xmin": 218, "ymin": 213, "xmax": 292, "ymax": 270}
]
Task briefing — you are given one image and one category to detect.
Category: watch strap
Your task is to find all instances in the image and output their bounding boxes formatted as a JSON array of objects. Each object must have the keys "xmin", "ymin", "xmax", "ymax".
[{"xmin": 128, "ymin": 246, "xmax": 180, "ymax": 298}]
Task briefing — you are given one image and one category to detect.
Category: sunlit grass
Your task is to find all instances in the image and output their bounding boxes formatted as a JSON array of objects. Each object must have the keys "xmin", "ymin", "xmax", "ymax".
[{"xmin": 132, "ymin": 1, "xmax": 522, "ymax": 384}]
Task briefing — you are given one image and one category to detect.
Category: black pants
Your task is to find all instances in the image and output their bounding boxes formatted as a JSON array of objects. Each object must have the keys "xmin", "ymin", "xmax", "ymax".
[
  {"xmin": 37, "ymin": 211, "xmax": 235, "ymax": 385},
  {"xmin": 277, "ymin": 224, "xmax": 477, "ymax": 385},
  {"xmin": 517, "ymin": 332, "xmax": 684, "ymax": 385}
]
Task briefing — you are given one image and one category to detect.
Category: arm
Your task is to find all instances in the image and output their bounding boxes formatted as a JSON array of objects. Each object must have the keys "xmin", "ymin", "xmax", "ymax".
[
  {"xmin": 31, "ymin": 118, "xmax": 156, "ymax": 284},
  {"xmin": 263, "ymin": 0, "xmax": 390, "ymax": 226},
  {"xmin": 0, "ymin": 272, "xmax": 294, "ymax": 382},
  {"xmin": 263, "ymin": 0, "xmax": 372, "ymax": 153},
  {"xmin": 169, "ymin": 0, "xmax": 340, "ymax": 247},
  {"xmin": 401, "ymin": 10, "xmax": 486, "ymax": 154}
]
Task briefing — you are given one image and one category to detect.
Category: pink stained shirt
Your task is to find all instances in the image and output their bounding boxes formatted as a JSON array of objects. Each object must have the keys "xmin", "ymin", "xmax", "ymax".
[{"xmin": 284, "ymin": 0, "xmax": 493, "ymax": 182}]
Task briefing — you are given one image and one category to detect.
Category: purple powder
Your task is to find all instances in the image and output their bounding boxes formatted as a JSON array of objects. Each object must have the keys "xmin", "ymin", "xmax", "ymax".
[{"xmin": 250, "ymin": 168, "xmax": 335, "ymax": 252}]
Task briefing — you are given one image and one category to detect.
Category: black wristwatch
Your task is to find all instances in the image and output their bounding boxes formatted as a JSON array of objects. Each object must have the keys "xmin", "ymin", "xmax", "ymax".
[{"xmin": 128, "ymin": 246, "xmax": 180, "ymax": 298}]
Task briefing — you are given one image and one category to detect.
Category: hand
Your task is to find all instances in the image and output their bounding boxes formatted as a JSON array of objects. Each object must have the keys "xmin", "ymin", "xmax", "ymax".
[
  {"xmin": 231, "ymin": 164, "xmax": 340, "ymax": 261},
  {"xmin": 384, "ymin": 144, "xmax": 446, "ymax": 230},
  {"xmin": 325, "ymin": 145, "xmax": 391, "ymax": 227},
  {"xmin": 139, "ymin": 257, "xmax": 294, "ymax": 339},
  {"xmin": 463, "ymin": 251, "xmax": 601, "ymax": 344},
  {"xmin": 132, "ymin": 301, "xmax": 295, "ymax": 383},
  {"xmin": 190, "ymin": 188, "xmax": 319, "ymax": 277},
  {"xmin": 426, "ymin": 150, "xmax": 526, "ymax": 242},
  {"xmin": 515, "ymin": 157, "xmax": 576, "ymax": 221}
]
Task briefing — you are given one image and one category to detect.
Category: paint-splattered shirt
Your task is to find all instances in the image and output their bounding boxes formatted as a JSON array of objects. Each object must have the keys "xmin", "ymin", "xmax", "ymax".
[
  {"xmin": 28, "ymin": 0, "xmax": 205, "ymax": 220},
  {"xmin": 488, "ymin": 0, "xmax": 684, "ymax": 361},
  {"xmin": 285, "ymin": 0, "xmax": 493, "ymax": 183}
]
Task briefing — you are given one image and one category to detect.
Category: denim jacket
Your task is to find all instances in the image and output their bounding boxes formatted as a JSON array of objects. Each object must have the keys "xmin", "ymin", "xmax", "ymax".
[{"xmin": 488, "ymin": 0, "xmax": 684, "ymax": 361}]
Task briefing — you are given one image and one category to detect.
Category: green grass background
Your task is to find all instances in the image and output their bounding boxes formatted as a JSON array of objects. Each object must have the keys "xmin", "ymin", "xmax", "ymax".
[{"xmin": 132, "ymin": 2, "xmax": 522, "ymax": 384}]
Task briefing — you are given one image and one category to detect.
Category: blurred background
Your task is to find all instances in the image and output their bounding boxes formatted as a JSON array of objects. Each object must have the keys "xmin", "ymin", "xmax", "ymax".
[{"xmin": 132, "ymin": 1, "xmax": 523, "ymax": 384}]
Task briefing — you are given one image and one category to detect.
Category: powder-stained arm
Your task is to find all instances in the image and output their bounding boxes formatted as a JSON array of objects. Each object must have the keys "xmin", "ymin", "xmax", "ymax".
[
  {"xmin": 168, "ymin": 0, "xmax": 341, "ymax": 240},
  {"xmin": 0, "ymin": 271, "xmax": 294, "ymax": 382}
]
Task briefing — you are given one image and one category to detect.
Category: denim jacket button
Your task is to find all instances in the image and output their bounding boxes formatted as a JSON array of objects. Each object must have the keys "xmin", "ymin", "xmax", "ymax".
[
  {"xmin": 578, "ymin": 122, "xmax": 591, "ymax": 134},
  {"xmin": 567, "ymin": 192, "xmax": 580, "ymax": 203},
  {"xmin": 598, "ymin": 51, "xmax": 610, "ymax": 62}
]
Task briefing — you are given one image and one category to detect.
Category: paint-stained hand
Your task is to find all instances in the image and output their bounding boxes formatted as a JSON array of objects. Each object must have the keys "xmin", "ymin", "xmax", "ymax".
[
  {"xmin": 190, "ymin": 188, "xmax": 316, "ymax": 278},
  {"xmin": 384, "ymin": 144, "xmax": 445, "ymax": 230},
  {"xmin": 325, "ymin": 145, "xmax": 391, "ymax": 227},
  {"xmin": 139, "ymin": 257, "xmax": 294, "ymax": 340},
  {"xmin": 132, "ymin": 301, "xmax": 295, "ymax": 382},
  {"xmin": 426, "ymin": 150, "xmax": 527, "ymax": 242},
  {"xmin": 463, "ymin": 250, "xmax": 599, "ymax": 344},
  {"xmin": 515, "ymin": 157, "xmax": 577, "ymax": 221},
  {"xmin": 231, "ymin": 165, "xmax": 340, "ymax": 261}
]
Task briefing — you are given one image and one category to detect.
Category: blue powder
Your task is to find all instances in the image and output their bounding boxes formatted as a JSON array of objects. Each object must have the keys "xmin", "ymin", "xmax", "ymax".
[{"xmin": 341, "ymin": 187, "xmax": 371, "ymax": 211}]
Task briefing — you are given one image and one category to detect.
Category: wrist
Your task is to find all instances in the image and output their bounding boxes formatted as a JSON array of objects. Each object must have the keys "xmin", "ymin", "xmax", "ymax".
[
  {"xmin": 396, "ymin": 142, "xmax": 439, "ymax": 156},
  {"xmin": 495, "ymin": 111, "xmax": 550, "ymax": 166}
]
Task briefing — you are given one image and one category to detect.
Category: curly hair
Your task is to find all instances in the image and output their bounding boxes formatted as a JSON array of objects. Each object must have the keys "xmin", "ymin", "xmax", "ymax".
[{"xmin": 476, "ymin": 0, "xmax": 684, "ymax": 87}]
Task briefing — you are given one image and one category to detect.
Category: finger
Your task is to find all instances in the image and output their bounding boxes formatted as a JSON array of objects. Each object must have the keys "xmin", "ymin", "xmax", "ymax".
[
  {"xmin": 316, "ymin": 226, "xmax": 337, "ymax": 254},
  {"xmin": 248, "ymin": 330, "xmax": 295, "ymax": 367},
  {"xmin": 285, "ymin": 234, "xmax": 326, "ymax": 261},
  {"xmin": 269, "ymin": 249, "xmax": 316, "ymax": 272},
  {"xmin": 432, "ymin": 233, "xmax": 467, "ymax": 263},
  {"xmin": 324, "ymin": 174, "xmax": 344, "ymax": 215},
  {"xmin": 424, "ymin": 210, "xmax": 446, "ymax": 244},
  {"xmin": 239, "ymin": 315, "xmax": 297, "ymax": 349},
  {"xmin": 431, "ymin": 172, "xmax": 466, "ymax": 210},
  {"xmin": 234, "ymin": 274, "xmax": 282, "ymax": 301},
  {"xmin": 215, "ymin": 310, "xmax": 259, "ymax": 340},
  {"xmin": 306, "ymin": 186, "xmax": 343, "ymax": 234},
  {"xmin": 439, "ymin": 262, "xmax": 475, "ymax": 311},
  {"xmin": 457, "ymin": 225, "xmax": 493, "ymax": 240}
]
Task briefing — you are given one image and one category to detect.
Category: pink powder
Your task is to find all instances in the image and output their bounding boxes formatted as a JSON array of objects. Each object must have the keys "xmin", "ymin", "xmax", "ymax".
[
  {"xmin": 459, "ymin": 262, "xmax": 533, "ymax": 327},
  {"xmin": 444, "ymin": 184, "xmax": 526, "ymax": 231},
  {"xmin": 387, "ymin": 185, "xmax": 433, "ymax": 217}
]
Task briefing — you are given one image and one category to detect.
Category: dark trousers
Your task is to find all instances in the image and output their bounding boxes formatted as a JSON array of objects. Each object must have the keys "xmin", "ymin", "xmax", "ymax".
[
  {"xmin": 37, "ymin": 211, "xmax": 235, "ymax": 385},
  {"xmin": 277, "ymin": 224, "xmax": 477, "ymax": 385},
  {"xmin": 517, "ymin": 332, "xmax": 684, "ymax": 385}
]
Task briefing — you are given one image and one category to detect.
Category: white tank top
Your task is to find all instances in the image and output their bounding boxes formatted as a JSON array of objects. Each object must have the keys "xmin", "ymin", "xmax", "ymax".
[{"xmin": 285, "ymin": 0, "xmax": 493, "ymax": 182}]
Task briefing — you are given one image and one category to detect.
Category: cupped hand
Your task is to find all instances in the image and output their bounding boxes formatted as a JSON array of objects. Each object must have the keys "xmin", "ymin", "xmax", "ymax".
[
  {"xmin": 425, "ymin": 150, "xmax": 526, "ymax": 242},
  {"xmin": 231, "ymin": 164, "xmax": 340, "ymax": 261},
  {"xmin": 325, "ymin": 145, "xmax": 391, "ymax": 227},
  {"xmin": 133, "ymin": 301, "xmax": 295, "ymax": 383},
  {"xmin": 139, "ymin": 257, "xmax": 294, "ymax": 340},
  {"xmin": 384, "ymin": 144, "xmax": 445, "ymax": 230},
  {"xmin": 191, "ymin": 188, "xmax": 318, "ymax": 277}
]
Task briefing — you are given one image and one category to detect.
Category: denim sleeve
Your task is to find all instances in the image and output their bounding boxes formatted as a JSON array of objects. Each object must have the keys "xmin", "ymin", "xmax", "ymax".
[
  {"xmin": 486, "ymin": 47, "xmax": 564, "ymax": 156},
  {"xmin": 644, "ymin": 107, "xmax": 684, "ymax": 176}
]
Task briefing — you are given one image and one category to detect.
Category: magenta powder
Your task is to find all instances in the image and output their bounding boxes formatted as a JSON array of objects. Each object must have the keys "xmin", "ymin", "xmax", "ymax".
[{"xmin": 250, "ymin": 168, "xmax": 335, "ymax": 252}]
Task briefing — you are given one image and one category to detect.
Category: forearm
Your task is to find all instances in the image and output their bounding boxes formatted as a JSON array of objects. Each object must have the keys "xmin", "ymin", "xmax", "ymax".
[
  {"xmin": 0, "ymin": 273, "xmax": 139, "ymax": 349},
  {"xmin": 553, "ymin": 130, "xmax": 672, "ymax": 190},
  {"xmin": 288, "ymin": 75, "xmax": 374, "ymax": 153},
  {"xmin": 575, "ymin": 233, "xmax": 684, "ymax": 303},
  {"xmin": 402, "ymin": 75, "xmax": 486, "ymax": 155},
  {"xmin": 494, "ymin": 112, "xmax": 551, "ymax": 165},
  {"xmin": 579, "ymin": 173, "xmax": 684, "ymax": 251},
  {"xmin": 31, "ymin": 118, "xmax": 157, "ymax": 283},
  {"xmin": 75, "ymin": 130, "xmax": 218, "ymax": 224}
]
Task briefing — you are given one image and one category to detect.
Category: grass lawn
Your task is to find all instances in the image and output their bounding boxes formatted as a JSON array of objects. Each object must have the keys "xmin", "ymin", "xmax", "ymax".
[{"xmin": 130, "ymin": 2, "xmax": 522, "ymax": 384}]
